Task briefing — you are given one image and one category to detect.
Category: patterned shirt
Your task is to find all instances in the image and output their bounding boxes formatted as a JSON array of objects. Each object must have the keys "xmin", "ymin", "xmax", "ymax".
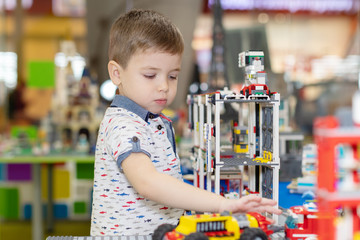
[{"xmin": 91, "ymin": 95, "xmax": 184, "ymax": 236}]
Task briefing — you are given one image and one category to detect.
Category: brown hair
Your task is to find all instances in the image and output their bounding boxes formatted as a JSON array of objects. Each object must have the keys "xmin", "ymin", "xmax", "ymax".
[{"xmin": 108, "ymin": 9, "xmax": 184, "ymax": 68}]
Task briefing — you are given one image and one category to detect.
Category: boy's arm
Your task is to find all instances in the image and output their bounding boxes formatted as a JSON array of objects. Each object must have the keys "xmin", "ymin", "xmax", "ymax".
[{"xmin": 122, "ymin": 152, "xmax": 282, "ymax": 215}]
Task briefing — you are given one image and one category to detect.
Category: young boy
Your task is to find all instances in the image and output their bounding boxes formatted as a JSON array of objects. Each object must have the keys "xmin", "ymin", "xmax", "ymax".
[{"xmin": 91, "ymin": 9, "xmax": 281, "ymax": 236}]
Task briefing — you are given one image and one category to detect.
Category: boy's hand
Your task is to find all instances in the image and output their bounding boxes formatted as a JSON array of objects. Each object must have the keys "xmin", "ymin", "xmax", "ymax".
[{"xmin": 219, "ymin": 195, "xmax": 282, "ymax": 215}]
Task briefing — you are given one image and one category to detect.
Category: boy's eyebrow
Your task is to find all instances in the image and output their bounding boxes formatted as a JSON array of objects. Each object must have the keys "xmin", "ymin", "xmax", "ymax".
[{"xmin": 141, "ymin": 66, "xmax": 181, "ymax": 72}]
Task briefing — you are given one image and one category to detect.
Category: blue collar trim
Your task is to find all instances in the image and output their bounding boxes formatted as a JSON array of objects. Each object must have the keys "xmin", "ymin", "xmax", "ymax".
[{"xmin": 110, "ymin": 95, "xmax": 159, "ymax": 122}]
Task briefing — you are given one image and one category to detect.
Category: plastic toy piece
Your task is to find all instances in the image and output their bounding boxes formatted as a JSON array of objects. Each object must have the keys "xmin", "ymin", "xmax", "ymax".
[
  {"xmin": 241, "ymin": 81, "xmax": 270, "ymax": 99},
  {"xmin": 152, "ymin": 212, "xmax": 280, "ymax": 240},
  {"xmin": 238, "ymin": 51, "xmax": 265, "ymax": 74},
  {"xmin": 232, "ymin": 121, "xmax": 249, "ymax": 154},
  {"xmin": 238, "ymin": 51, "xmax": 273, "ymax": 99},
  {"xmin": 284, "ymin": 203, "xmax": 318, "ymax": 240}
]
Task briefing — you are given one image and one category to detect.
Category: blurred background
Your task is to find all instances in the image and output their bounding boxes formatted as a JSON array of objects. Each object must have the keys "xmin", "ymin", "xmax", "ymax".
[{"xmin": 0, "ymin": 0, "xmax": 359, "ymax": 239}]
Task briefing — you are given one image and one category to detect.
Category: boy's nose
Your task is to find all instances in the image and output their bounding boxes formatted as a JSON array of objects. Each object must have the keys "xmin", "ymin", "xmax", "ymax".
[{"xmin": 158, "ymin": 79, "xmax": 169, "ymax": 92}]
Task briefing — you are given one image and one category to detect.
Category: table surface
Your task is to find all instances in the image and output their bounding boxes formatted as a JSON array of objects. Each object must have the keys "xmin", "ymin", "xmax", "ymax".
[
  {"xmin": 46, "ymin": 233, "xmax": 286, "ymax": 240},
  {"xmin": 0, "ymin": 155, "xmax": 94, "ymax": 163},
  {"xmin": 0, "ymin": 154, "xmax": 95, "ymax": 240},
  {"xmin": 46, "ymin": 236, "xmax": 152, "ymax": 240}
]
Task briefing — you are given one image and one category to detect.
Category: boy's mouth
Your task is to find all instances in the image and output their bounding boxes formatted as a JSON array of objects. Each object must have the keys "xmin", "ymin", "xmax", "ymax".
[{"xmin": 155, "ymin": 99, "xmax": 167, "ymax": 105}]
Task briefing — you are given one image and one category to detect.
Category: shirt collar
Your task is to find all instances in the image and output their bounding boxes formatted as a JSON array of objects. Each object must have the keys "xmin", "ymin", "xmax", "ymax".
[{"xmin": 110, "ymin": 95, "xmax": 160, "ymax": 122}]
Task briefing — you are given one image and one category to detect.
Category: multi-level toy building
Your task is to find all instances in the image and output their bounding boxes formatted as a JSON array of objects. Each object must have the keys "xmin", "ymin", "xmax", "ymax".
[{"xmin": 187, "ymin": 50, "xmax": 280, "ymax": 221}]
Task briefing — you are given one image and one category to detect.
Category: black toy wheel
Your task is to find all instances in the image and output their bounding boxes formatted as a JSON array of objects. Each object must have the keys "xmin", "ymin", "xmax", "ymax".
[
  {"xmin": 152, "ymin": 223, "xmax": 176, "ymax": 240},
  {"xmin": 239, "ymin": 228, "xmax": 268, "ymax": 240},
  {"xmin": 184, "ymin": 232, "xmax": 208, "ymax": 240}
]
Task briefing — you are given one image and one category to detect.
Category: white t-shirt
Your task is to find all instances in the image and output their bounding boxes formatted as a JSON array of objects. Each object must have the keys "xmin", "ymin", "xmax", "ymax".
[{"xmin": 91, "ymin": 95, "xmax": 184, "ymax": 236}]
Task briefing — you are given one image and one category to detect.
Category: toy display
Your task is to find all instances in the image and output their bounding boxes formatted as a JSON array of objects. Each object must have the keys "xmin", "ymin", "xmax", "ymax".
[
  {"xmin": 283, "ymin": 91, "xmax": 360, "ymax": 240},
  {"xmin": 51, "ymin": 40, "xmax": 102, "ymax": 155},
  {"xmin": 313, "ymin": 114, "xmax": 360, "ymax": 240},
  {"xmin": 187, "ymin": 50, "xmax": 280, "ymax": 222},
  {"xmin": 152, "ymin": 211, "xmax": 283, "ymax": 240},
  {"xmin": 0, "ymin": 41, "xmax": 100, "ymax": 225}
]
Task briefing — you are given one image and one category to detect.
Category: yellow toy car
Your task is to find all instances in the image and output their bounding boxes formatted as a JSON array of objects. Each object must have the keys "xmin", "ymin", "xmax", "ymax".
[{"xmin": 152, "ymin": 212, "xmax": 272, "ymax": 240}]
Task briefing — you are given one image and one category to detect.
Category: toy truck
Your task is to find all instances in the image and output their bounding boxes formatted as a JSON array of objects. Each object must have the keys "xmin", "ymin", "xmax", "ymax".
[
  {"xmin": 153, "ymin": 212, "xmax": 281, "ymax": 240},
  {"xmin": 284, "ymin": 203, "xmax": 318, "ymax": 240}
]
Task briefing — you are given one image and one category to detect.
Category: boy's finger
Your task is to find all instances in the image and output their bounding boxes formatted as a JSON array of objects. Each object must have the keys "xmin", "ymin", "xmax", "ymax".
[
  {"xmin": 265, "ymin": 207, "xmax": 282, "ymax": 215},
  {"xmin": 260, "ymin": 197, "xmax": 277, "ymax": 205},
  {"xmin": 243, "ymin": 195, "xmax": 262, "ymax": 203}
]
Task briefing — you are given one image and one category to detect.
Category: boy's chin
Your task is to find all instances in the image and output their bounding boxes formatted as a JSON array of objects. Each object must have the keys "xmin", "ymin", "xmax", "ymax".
[
  {"xmin": 153, "ymin": 109, "xmax": 165, "ymax": 114},
  {"xmin": 147, "ymin": 108, "xmax": 163, "ymax": 114},
  {"xmin": 151, "ymin": 106, "xmax": 168, "ymax": 114}
]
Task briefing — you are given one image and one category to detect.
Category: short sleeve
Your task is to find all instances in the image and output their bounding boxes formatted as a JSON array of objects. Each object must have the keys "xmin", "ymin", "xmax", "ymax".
[{"xmin": 104, "ymin": 115, "xmax": 151, "ymax": 169}]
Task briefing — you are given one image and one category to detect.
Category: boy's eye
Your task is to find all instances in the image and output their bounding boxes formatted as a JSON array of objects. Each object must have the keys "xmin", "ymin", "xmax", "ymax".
[
  {"xmin": 169, "ymin": 75, "xmax": 178, "ymax": 80},
  {"xmin": 144, "ymin": 74, "xmax": 156, "ymax": 79}
]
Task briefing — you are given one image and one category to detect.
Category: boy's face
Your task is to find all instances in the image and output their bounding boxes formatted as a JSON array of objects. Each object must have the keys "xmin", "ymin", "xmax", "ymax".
[{"xmin": 111, "ymin": 48, "xmax": 182, "ymax": 114}]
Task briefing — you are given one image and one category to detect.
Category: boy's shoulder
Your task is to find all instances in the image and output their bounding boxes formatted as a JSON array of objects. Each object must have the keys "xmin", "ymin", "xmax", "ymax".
[
  {"xmin": 104, "ymin": 106, "xmax": 142, "ymax": 118},
  {"xmin": 102, "ymin": 107, "xmax": 146, "ymax": 126}
]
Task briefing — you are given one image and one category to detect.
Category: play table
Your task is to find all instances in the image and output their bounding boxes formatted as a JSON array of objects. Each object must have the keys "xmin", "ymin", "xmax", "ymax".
[{"xmin": 0, "ymin": 155, "xmax": 94, "ymax": 240}]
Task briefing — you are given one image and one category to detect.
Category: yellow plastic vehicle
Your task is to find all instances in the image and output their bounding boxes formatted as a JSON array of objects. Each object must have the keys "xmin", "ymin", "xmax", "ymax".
[{"xmin": 152, "ymin": 212, "xmax": 270, "ymax": 240}]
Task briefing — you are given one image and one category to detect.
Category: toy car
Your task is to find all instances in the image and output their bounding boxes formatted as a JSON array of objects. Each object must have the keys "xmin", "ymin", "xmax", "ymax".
[
  {"xmin": 152, "ymin": 212, "xmax": 276, "ymax": 240},
  {"xmin": 241, "ymin": 83, "xmax": 270, "ymax": 99}
]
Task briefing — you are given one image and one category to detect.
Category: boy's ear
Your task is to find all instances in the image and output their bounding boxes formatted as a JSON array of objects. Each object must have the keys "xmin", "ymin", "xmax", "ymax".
[{"xmin": 108, "ymin": 60, "xmax": 122, "ymax": 86}]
